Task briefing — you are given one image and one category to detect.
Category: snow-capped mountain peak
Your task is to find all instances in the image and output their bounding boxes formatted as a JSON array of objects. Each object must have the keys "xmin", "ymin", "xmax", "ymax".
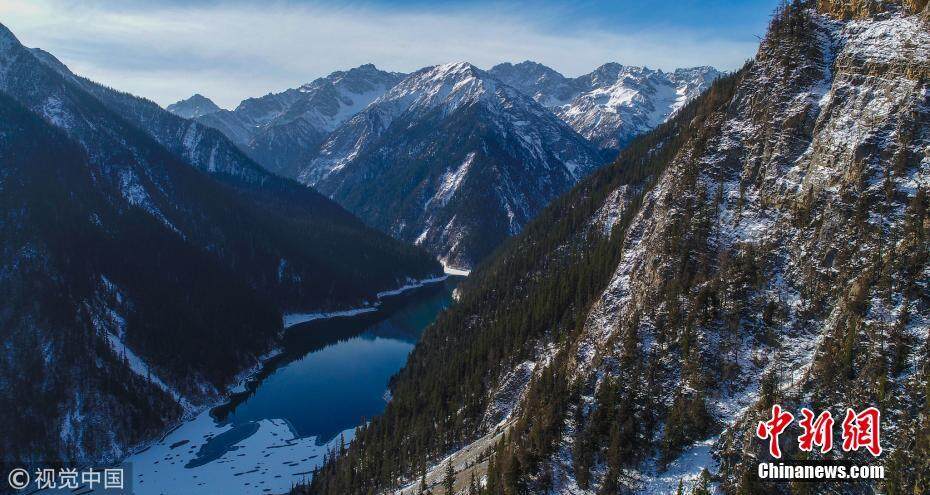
[
  {"xmin": 165, "ymin": 93, "xmax": 221, "ymax": 119},
  {"xmin": 374, "ymin": 61, "xmax": 499, "ymax": 116},
  {"xmin": 490, "ymin": 60, "xmax": 720, "ymax": 150},
  {"xmin": 192, "ymin": 63, "xmax": 405, "ymax": 177},
  {"xmin": 487, "ymin": 61, "xmax": 576, "ymax": 105},
  {"xmin": 299, "ymin": 60, "xmax": 605, "ymax": 268},
  {"xmin": 309, "ymin": 62, "xmax": 401, "ymax": 91},
  {"xmin": 185, "ymin": 59, "xmax": 717, "ymax": 268}
]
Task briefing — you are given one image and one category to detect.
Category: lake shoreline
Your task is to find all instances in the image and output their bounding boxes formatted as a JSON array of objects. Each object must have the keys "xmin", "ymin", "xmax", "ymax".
[
  {"xmin": 282, "ymin": 274, "xmax": 450, "ymax": 329},
  {"xmin": 116, "ymin": 275, "xmax": 463, "ymax": 495},
  {"xmin": 117, "ymin": 273, "xmax": 456, "ymax": 477}
]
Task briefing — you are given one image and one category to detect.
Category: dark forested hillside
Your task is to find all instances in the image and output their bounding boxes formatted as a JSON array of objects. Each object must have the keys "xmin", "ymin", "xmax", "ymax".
[
  {"xmin": 0, "ymin": 23, "xmax": 440, "ymax": 466},
  {"xmin": 301, "ymin": 1, "xmax": 930, "ymax": 494},
  {"xmin": 0, "ymin": 93, "xmax": 188, "ymax": 465},
  {"xmin": 1, "ymin": 27, "xmax": 440, "ymax": 310}
]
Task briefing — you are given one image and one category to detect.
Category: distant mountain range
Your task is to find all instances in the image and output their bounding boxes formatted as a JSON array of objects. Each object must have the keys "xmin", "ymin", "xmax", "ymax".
[
  {"xmin": 171, "ymin": 61, "xmax": 718, "ymax": 268},
  {"xmin": 179, "ymin": 64, "xmax": 406, "ymax": 178},
  {"xmin": 306, "ymin": 62, "xmax": 603, "ymax": 268},
  {"xmin": 489, "ymin": 61, "xmax": 720, "ymax": 150}
]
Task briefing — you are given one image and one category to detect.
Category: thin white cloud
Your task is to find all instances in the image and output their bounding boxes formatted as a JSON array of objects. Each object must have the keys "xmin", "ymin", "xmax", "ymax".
[{"xmin": 0, "ymin": 0, "xmax": 758, "ymax": 107}]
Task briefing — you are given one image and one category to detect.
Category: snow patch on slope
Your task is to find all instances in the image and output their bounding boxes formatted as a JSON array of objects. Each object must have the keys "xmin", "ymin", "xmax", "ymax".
[
  {"xmin": 91, "ymin": 276, "xmax": 193, "ymax": 412},
  {"xmin": 428, "ymin": 152, "xmax": 475, "ymax": 209}
]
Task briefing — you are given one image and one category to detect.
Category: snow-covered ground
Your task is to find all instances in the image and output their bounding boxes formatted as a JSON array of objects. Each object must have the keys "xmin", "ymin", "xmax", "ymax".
[
  {"xmin": 636, "ymin": 438, "xmax": 718, "ymax": 495},
  {"xmin": 377, "ymin": 275, "xmax": 448, "ymax": 298},
  {"xmin": 87, "ymin": 410, "xmax": 355, "ymax": 495},
  {"xmin": 440, "ymin": 258, "xmax": 471, "ymax": 276}
]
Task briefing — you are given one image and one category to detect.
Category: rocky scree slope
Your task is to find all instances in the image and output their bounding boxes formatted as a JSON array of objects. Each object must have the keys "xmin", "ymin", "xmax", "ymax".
[{"xmin": 302, "ymin": 2, "xmax": 930, "ymax": 494}]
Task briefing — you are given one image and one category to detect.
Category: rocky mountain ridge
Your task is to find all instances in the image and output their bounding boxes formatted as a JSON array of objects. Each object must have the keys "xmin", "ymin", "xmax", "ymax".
[
  {"xmin": 184, "ymin": 60, "xmax": 717, "ymax": 269},
  {"xmin": 177, "ymin": 64, "xmax": 406, "ymax": 178},
  {"xmin": 490, "ymin": 61, "xmax": 720, "ymax": 151},
  {"xmin": 165, "ymin": 93, "xmax": 220, "ymax": 118},
  {"xmin": 303, "ymin": 61, "xmax": 605, "ymax": 269}
]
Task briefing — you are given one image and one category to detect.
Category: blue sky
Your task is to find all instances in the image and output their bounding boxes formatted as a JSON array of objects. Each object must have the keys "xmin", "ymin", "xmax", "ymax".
[{"xmin": 0, "ymin": 0, "xmax": 780, "ymax": 107}]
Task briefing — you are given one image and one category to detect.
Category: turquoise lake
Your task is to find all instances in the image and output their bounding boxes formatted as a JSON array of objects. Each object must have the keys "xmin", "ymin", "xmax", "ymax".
[{"xmin": 213, "ymin": 277, "xmax": 459, "ymax": 444}]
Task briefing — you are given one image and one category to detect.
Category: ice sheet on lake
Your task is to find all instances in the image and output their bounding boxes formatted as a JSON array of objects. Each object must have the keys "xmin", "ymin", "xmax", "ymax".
[{"xmin": 108, "ymin": 410, "xmax": 355, "ymax": 495}]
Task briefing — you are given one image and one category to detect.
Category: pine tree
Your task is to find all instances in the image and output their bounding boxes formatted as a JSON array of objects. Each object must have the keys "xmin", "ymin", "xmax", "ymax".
[
  {"xmin": 468, "ymin": 471, "xmax": 478, "ymax": 495},
  {"xmin": 419, "ymin": 473, "xmax": 428, "ymax": 494},
  {"xmin": 691, "ymin": 469, "xmax": 711, "ymax": 495},
  {"xmin": 503, "ymin": 452, "xmax": 525, "ymax": 495},
  {"xmin": 443, "ymin": 460, "xmax": 455, "ymax": 494}
]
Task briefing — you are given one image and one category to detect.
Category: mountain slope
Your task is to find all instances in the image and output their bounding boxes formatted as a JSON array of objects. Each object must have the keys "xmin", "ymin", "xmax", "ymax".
[
  {"xmin": 303, "ymin": 2, "xmax": 930, "ymax": 494},
  {"xmin": 166, "ymin": 93, "xmax": 221, "ymax": 118},
  {"xmin": 0, "ymin": 23, "xmax": 440, "ymax": 465},
  {"xmin": 490, "ymin": 61, "xmax": 720, "ymax": 151},
  {"xmin": 302, "ymin": 62, "xmax": 606, "ymax": 269},
  {"xmin": 0, "ymin": 92, "xmax": 191, "ymax": 466},
  {"xmin": 195, "ymin": 64, "xmax": 405, "ymax": 177}
]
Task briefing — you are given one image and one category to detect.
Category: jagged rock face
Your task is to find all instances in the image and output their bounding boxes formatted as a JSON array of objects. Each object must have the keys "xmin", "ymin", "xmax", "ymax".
[
  {"xmin": 490, "ymin": 61, "xmax": 720, "ymax": 151},
  {"xmin": 196, "ymin": 64, "xmax": 405, "ymax": 177},
  {"xmin": 301, "ymin": 62, "xmax": 605, "ymax": 269},
  {"xmin": 817, "ymin": 0, "xmax": 930, "ymax": 19},
  {"xmin": 487, "ymin": 61, "xmax": 580, "ymax": 106},
  {"xmin": 542, "ymin": 6, "xmax": 930, "ymax": 493},
  {"xmin": 166, "ymin": 93, "xmax": 221, "ymax": 118}
]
